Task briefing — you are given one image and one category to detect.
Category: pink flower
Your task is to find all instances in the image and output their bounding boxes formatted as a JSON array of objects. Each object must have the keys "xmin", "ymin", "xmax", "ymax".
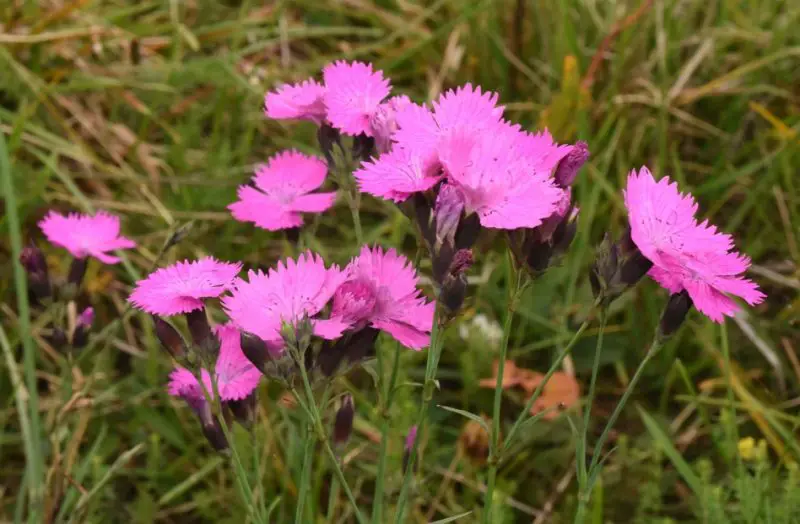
[
  {"xmin": 438, "ymin": 122, "xmax": 564, "ymax": 229},
  {"xmin": 264, "ymin": 78, "xmax": 327, "ymax": 124},
  {"xmin": 354, "ymin": 146, "xmax": 443, "ymax": 203},
  {"xmin": 624, "ymin": 167, "xmax": 765, "ymax": 322},
  {"xmin": 228, "ymin": 150, "xmax": 336, "ymax": 231},
  {"xmin": 330, "ymin": 246, "xmax": 434, "ymax": 350},
  {"xmin": 168, "ymin": 323, "xmax": 261, "ymax": 403},
  {"xmin": 370, "ymin": 95, "xmax": 411, "ymax": 153},
  {"xmin": 222, "ymin": 253, "xmax": 348, "ymax": 349},
  {"xmin": 39, "ymin": 211, "xmax": 136, "ymax": 264},
  {"xmin": 323, "ymin": 61, "xmax": 391, "ymax": 136},
  {"xmin": 129, "ymin": 257, "xmax": 242, "ymax": 316}
]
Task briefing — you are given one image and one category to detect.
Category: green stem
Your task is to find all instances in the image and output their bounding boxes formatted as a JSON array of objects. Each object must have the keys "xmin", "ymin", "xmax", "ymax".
[
  {"xmin": 0, "ymin": 132, "xmax": 44, "ymax": 523},
  {"xmin": 720, "ymin": 323, "xmax": 742, "ymax": 473},
  {"xmin": 483, "ymin": 257, "xmax": 520, "ymax": 523},
  {"xmin": 504, "ymin": 316, "xmax": 594, "ymax": 449},
  {"xmin": 372, "ymin": 342, "xmax": 402, "ymax": 523},
  {"xmin": 295, "ymin": 424, "xmax": 315, "ymax": 524},
  {"xmin": 346, "ymin": 189, "xmax": 364, "ymax": 245},
  {"xmin": 394, "ymin": 306, "xmax": 446, "ymax": 523},
  {"xmin": 575, "ymin": 337, "xmax": 662, "ymax": 522},
  {"xmin": 578, "ymin": 311, "xmax": 608, "ymax": 484},
  {"xmin": 295, "ymin": 354, "xmax": 367, "ymax": 524}
]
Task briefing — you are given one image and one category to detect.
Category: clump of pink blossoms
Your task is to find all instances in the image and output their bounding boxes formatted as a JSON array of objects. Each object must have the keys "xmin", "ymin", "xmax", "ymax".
[
  {"xmin": 228, "ymin": 150, "xmax": 337, "ymax": 231},
  {"xmin": 624, "ymin": 167, "xmax": 765, "ymax": 322},
  {"xmin": 39, "ymin": 210, "xmax": 136, "ymax": 264}
]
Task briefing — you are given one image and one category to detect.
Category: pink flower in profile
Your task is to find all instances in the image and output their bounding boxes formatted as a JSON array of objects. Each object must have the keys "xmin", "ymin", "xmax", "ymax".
[
  {"xmin": 222, "ymin": 253, "xmax": 348, "ymax": 349},
  {"xmin": 354, "ymin": 146, "xmax": 443, "ymax": 203},
  {"xmin": 169, "ymin": 323, "xmax": 261, "ymax": 403},
  {"xmin": 229, "ymin": 151, "xmax": 336, "ymax": 231},
  {"xmin": 129, "ymin": 257, "xmax": 242, "ymax": 316},
  {"xmin": 370, "ymin": 95, "xmax": 411, "ymax": 153},
  {"xmin": 438, "ymin": 122, "xmax": 565, "ymax": 229},
  {"xmin": 330, "ymin": 246, "xmax": 434, "ymax": 350},
  {"xmin": 323, "ymin": 61, "xmax": 391, "ymax": 136},
  {"xmin": 624, "ymin": 167, "xmax": 765, "ymax": 322},
  {"xmin": 264, "ymin": 78, "xmax": 327, "ymax": 124},
  {"xmin": 39, "ymin": 211, "xmax": 136, "ymax": 264}
]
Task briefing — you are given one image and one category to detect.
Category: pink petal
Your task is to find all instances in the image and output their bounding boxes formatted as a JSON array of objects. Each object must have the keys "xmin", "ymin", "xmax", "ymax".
[
  {"xmin": 354, "ymin": 146, "xmax": 443, "ymax": 203},
  {"xmin": 214, "ymin": 324, "xmax": 262, "ymax": 401},
  {"xmin": 265, "ymin": 78, "xmax": 327, "ymax": 123},
  {"xmin": 39, "ymin": 210, "xmax": 136, "ymax": 264}
]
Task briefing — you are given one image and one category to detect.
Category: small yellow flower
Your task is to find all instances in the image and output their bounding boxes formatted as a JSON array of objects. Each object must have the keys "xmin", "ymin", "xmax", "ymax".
[{"xmin": 738, "ymin": 437, "xmax": 756, "ymax": 461}]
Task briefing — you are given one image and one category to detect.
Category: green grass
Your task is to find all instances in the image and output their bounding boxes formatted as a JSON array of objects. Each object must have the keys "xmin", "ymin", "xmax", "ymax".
[{"xmin": 1, "ymin": 0, "xmax": 799, "ymax": 522}]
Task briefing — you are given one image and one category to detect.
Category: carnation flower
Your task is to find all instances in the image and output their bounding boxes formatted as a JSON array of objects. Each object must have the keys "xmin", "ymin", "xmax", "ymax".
[
  {"xmin": 624, "ymin": 167, "xmax": 765, "ymax": 322},
  {"xmin": 370, "ymin": 95, "xmax": 411, "ymax": 153},
  {"xmin": 330, "ymin": 246, "xmax": 434, "ymax": 349},
  {"xmin": 39, "ymin": 211, "xmax": 136, "ymax": 264},
  {"xmin": 222, "ymin": 252, "xmax": 348, "ymax": 349},
  {"xmin": 264, "ymin": 78, "xmax": 327, "ymax": 123},
  {"xmin": 353, "ymin": 146, "xmax": 442, "ymax": 203},
  {"xmin": 129, "ymin": 257, "xmax": 242, "ymax": 316},
  {"xmin": 168, "ymin": 323, "xmax": 261, "ymax": 403},
  {"xmin": 438, "ymin": 122, "xmax": 565, "ymax": 229},
  {"xmin": 323, "ymin": 61, "xmax": 391, "ymax": 136},
  {"xmin": 228, "ymin": 150, "xmax": 336, "ymax": 231}
]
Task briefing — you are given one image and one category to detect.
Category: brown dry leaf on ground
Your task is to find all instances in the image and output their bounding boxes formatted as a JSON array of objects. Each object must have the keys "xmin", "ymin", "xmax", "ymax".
[
  {"xmin": 480, "ymin": 360, "xmax": 580, "ymax": 420},
  {"xmin": 458, "ymin": 414, "xmax": 492, "ymax": 465}
]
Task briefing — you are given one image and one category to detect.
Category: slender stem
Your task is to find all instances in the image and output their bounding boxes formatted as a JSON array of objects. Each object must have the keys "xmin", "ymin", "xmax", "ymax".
[
  {"xmin": 1, "ymin": 132, "xmax": 44, "ymax": 523},
  {"xmin": 575, "ymin": 337, "xmax": 662, "ymax": 522},
  {"xmin": 579, "ymin": 311, "xmax": 608, "ymax": 484},
  {"xmin": 326, "ymin": 474, "xmax": 340, "ymax": 521},
  {"xmin": 372, "ymin": 342, "xmax": 402, "ymax": 523},
  {"xmin": 394, "ymin": 307, "xmax": 446, "ymax": 523},
  {"xmin": 720, "ymin": 323, "xmax": 742, "ymax": 472},
  {"xmin": 295, "ymin": 424, "xmax": 315, "ymax": 524},
  {"xmin": 295, "ymin": 354, "xmax": 367, "ymax": 524},
  {"xmin": 483, "ymin": 257, "xmax": 520, "ymax": 523},
  {"xmin": 504, "ymin": 317, "xmax": 594, "ymax": 449}
]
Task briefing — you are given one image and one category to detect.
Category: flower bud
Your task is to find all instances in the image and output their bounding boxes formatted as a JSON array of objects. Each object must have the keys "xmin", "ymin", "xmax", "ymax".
[
  {"xmin": 590, "ymin": 228, "xmax": 653, "ymax": 305},
  {"xmin": 20, "ymin": 244, "xmax": 51, "ymax": 301},
  {"xmin": 72, "ymin": 307, "xmax": 94, "ymax": 348},
  {"xmin": 317, "ymin": 124, "xmax": 342, "ymax": 165},
  {"xmin": 194, "ymin": 400, "xmax": 228, "ymax": 452},
  {"xmin": 238, "ymin": 333, "xmax": 263, "ymax": 372},
  {"xmin": 228, "ymin": 391, "xmax": 258, "ymax": 429},
  {"xmin": 154, "ymin": 316, "xmax": 187, "ymax": 360},
  {"xmin": 402, "ymin": 425, "xmax": 418, "ymax": 473},
  {"xmin": 440, "ymin": 249, "xmax": 473, "ymax": 314},
  {"xmin": 352, "ymin": 134, "xmax": 375, "ymax": 162},
  {"xmin": 49, "ymin": 326, "xmax": 68, "ymax": 351},
  {"xmin": 317, "ymin": 327, "xmax": 380, "ymax": 377},
  {"xmin": 658, "ymin": 290, "xmax": 693, "ymax": 340},
  {"xmin": 332, "ymin": 394, "xmax": 355, "ymax": 446},
  {"xmin": 553, "ymin": 141, "xmax": 589, "ymax": 188}
]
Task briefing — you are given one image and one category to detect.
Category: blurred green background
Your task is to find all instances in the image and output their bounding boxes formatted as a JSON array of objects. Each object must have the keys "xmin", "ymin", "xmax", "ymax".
[{"xmin": 1, "ymin": 1, "xmax": 799, "ymax": 522}]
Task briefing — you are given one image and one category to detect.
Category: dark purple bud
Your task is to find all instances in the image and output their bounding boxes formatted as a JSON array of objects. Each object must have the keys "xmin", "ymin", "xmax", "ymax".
[
  {"xmin": 403, "ymin": 425, "xmax": 418, "ymax": 473},
  {"xmin": 240, "ymin": 333, "xmax": 272, "ymax": 374},
  {"xmin": 318, "ymin": 327, "xmax": 380, "ymax": 377},
  {"xmin": 352, "ymin": 134, "xmax": 375, "ymax": 162},
  {"xmin": 49, "ymin": 327, "xmax": 68, "ymax": 351},
  {"xmin": 194, "ymin": 401, "xmax": 228, "ymax": 452},
  {"xmin": 590, "ymin": 227, "xmax": 653, "ymax": 305},
  {"xmin": 659, "ymin": 290, "xmax": 693, "ymax": 339},
  {"xmin": 154, "ymin": 316, "xmax": 187, "ymax": 360},
  {"xmin": 284, "ymin": 227, "xmax": 301, "ymax": 245},
  {"xmin": 317, "ymin": 124, "xmax": 342, "ymax": 165},
  {"xmin": 20, "ymin": 244, "xmax": 51, "ymax": 301},
  {"xmin": 67, "ymin": 257, "xmax": 88, "ymax": 288},
  {"xmin": 332, "ymin": 394, "xmax": 355, "ymax": 446},
  {"xmin": 185, "ymin": 309, "xmax": 213, "ymax": 350},
  {"xmin": 441, "ymin": 249, "xmax": 473, "ymax": 314},
  {"xmin": 72, "ymin": 307, "xmax": 95, "ymax": 348},
  {"xmin": 228, "ymin": 391, "xmax": 258, "ymax": 428},
  {"xmin": 553, "ymin": 141, "xmax": 589, "ymax": 188}
]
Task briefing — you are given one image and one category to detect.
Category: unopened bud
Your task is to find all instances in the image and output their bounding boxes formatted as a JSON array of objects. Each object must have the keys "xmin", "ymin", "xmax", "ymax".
[
  {"xmin": 352, "ymin": 134, "xmax": 375, "ymax": 162},
  {"xmin": 658, "ymin": 290, "xmax": 693, "ymax": 339},
  {"xmin": 72, "ymin": 307, "xmax": 94, "ymax": 348},
  {"xmin": 228, "ymin": 391, "xmax": 258, "ymax": 428},
  {"xmin": 553, "ymin": 141, "xmax": 589, "ymax": 188},
  {"xmin": 590, "ymin": 228, "xmax": 653, "ymax": 305},
  {"xmin": 49, "ymin": 327, "xmax": 68, "ymax": 351},
  {"xmin": 154, "ymin": 316, "xmax": 187, "ymax": 360},
  {"xmin": 332, "ymin": 394, "xmax": 355, "ymax": 446},
  {"xmin": 402, "ymin": 425, "xmax": 418, "ymax": 473},
  {"xmin": 195, "ymin": 401, "xmax": 228, "ymax": 451},
  {"xmin": 240, "ymin": 333, "xmax": 271, "ymax": 374},
  {"xmin": 440, "ymin": 249, "xmax": 473, "ymax": 314},
  {"xmin": 20, "ymin": 244, "xmax": 51, "ymax": 301},
  {"xmin": 318, "ymin": 327, "xmax": 380, "ymax": 377},
  {"xmin": 317, "ymin": 124, "xmax": 342, "ymax": 165}
]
